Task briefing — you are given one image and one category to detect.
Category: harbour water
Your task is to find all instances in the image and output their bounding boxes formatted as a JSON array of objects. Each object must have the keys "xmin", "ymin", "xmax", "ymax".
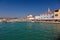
[{"xmin": 0, "ymin": 22, "xmax": 60, "ymax": 40}]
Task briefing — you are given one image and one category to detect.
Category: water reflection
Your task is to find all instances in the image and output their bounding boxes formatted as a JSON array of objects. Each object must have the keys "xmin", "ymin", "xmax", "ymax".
[
  {"xmin": 53, "ymin": 24, "xmax": 60, "ymax": 40},
  {"xmin": 26, "ymin": 22, "xmax": 33, "ymax": 33},
  {"xmin": 27, "ymin": 22, "xmax": 33, "ymax": 27},
  {"xmin": 54, "ymin": 24, "xmax": 60, "ymax": 33}
]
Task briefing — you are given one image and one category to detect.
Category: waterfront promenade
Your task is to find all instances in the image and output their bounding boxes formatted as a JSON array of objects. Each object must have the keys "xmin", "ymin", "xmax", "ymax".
[{"xmin": 0, "ymin": 18, "xmax": 60, "ymax": 24}]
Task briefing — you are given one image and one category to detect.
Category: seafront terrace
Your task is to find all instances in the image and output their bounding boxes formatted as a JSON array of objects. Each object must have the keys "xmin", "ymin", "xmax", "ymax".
[
  {"xmin": 34, "ymin": 18, "xmax": 60, "ymax": 23},
  {"xmin": 35, "ymin": 18, "xmax": 60, "ymax": 21}
]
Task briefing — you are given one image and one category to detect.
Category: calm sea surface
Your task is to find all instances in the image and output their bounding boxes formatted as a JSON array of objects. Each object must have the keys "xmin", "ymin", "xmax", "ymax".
[{"xmin": 0, "ymin": 22, "xmax": 60, "ymax": 40}]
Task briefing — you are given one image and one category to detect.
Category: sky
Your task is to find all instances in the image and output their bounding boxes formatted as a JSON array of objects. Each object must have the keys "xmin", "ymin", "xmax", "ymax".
[{"xmin": 0, "ymin": 0, "xmax": 60, "ymax": 17}]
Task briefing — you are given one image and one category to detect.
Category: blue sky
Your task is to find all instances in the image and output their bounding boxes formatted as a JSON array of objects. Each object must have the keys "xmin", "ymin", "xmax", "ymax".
[{"xmin": 0, "ymin": 0, "xmax": 60, "ymax": 17}]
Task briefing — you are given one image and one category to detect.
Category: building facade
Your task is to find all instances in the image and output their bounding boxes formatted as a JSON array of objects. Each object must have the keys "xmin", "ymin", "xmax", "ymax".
[
  {"xmin": 27, "ymin": 14, "xmax": 34, "ymax": 20},
  {"xmin": 35, "ymin": 8, "xmax": 53, "ymax": 20},
  {"xmin": 54, "ymin": 9, "xmax": 60, "ymax": 19}
]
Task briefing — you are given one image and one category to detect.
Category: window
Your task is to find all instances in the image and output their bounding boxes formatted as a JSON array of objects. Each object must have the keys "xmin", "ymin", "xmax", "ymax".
[
  {"xmin": 55, "ymin": 14, "xmax": 58, "ymax": 16},
  {"xmin": 44, "ymin": 17, "xmax": 45, "ymax": 18},
  {"xmin": 55, "ymin": 10, "xmax": 59, "ymax": 12}
]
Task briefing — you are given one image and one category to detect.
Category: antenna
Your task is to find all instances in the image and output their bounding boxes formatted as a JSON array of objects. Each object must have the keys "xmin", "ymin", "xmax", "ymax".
[{"xmin": 48, "ymin": 8, "xmax": 50, "ymax": 12}]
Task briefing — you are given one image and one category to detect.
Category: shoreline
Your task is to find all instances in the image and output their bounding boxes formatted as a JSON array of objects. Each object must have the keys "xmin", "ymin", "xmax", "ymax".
[
  {"xmin": 0, "ymin": 18, "xmax": 60, "ymax": 24},
  {"xmin": 35, "ymin": 21, "xmax": 60, "ymax": 24},
  {"xmin": 0, "ymin": 21, "xmax": 60, "ymax": 24}
]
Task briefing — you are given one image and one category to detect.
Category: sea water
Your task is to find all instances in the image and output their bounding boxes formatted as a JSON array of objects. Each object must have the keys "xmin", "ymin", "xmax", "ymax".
[{"xmin": 0, "ymin": 22, "xmax": 60, "ymax": 40}]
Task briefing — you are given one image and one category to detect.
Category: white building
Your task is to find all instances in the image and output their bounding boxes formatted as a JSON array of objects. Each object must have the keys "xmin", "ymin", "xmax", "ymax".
[
  {"xmin": 35, "ymin": 8, "xmax": 53, "ymax": 20},
  {"xmin": 27, "ymin": 14, "xmax": 34, "ymax": 20}
]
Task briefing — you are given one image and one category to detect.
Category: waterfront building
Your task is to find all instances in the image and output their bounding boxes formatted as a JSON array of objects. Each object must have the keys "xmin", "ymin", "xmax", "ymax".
[
  {"xmin": 35, "ymin": 8, "xmax": 53, "ymax": 20},
  {"xmin": 27, "ymin": 14, "xmax": 34, "ymax": 20},
  {"xmin": 35, "ymin": 14, "xmax": 53, "ymax": 19},
  {"xmin": 54, "ymin": 9, "xmax": 60, "ymax": 19}
]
